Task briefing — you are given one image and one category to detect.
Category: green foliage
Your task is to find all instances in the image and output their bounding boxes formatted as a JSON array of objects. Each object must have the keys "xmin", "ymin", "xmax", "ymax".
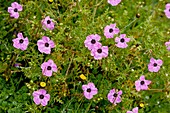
[{"xmin": 0, "ymin": 0, "xmax": 170, "ymax": 112}]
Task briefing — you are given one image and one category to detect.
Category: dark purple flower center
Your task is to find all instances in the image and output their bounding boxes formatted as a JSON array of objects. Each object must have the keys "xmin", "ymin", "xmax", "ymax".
[
  {"xmin": 120, "ymin": 38, "xmax": 125, "ymax": 43},
  {"xmin": 45, "ymin": 43, "xmax": 49, "ymax": 47},
  {"xmin": 109, "ymin": 28, "xmax": 113, "ymax": 33},
  {"xmin": 140, "ymin": 81, "xmax": 145, "ymax": 85},
  {"xmin": 87, "ymin": 88, "xmax": 91, "ymax": 92},
  {"xmin": 91, "ymin": 39, "xmax": 96, "ymax": 44},
  {"xmin": 19, "ymin": 39, "xmax": 24, "ymax": 43},
  {"xmin": 153, "ymin": 63, "xmax": 157, "ymax": 67},
  {"xmin": 169, "ymin": 9, "xmax": 170, "ymax": 12},
  {"xmin": 47, "ymin": 20, "xmax": 51, "ymax": 24},
  {"xmin": 14, "ymin": 8, "xmax": 18, "ymax": 12},
  {"xmin": 113, "ymin": 93, "xmax": 118, "ymax": 97},
  {"xmin": 39, "ymin": 94, "xmax": 44, "ymax": 99},
  {"xmin": 47, "ymin": 66, "xmax": 51, "ymax": 70},
  {"xmin": 97, "ymin": 49, "xmax": 102, "ymax": 53}
]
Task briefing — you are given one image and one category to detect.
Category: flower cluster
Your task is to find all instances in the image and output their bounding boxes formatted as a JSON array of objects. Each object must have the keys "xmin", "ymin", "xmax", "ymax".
[
  {"xmin": 84, "ymin": 34, "xmax": 108, "ymax": 60},
  {"xmin": 81, "ymin": 2, "xmax": 168, "ymax": 112},
  {"xmin": 8, "ymin": 1, "xmax": 169, "ymax": 110},
  {"xmin": 8, "ymin": 2, "xmax": 57, "ymax": 106}
]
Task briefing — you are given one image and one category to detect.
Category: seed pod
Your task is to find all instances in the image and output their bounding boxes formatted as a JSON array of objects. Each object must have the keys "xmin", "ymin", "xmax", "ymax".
[{"xmin": 136, "ymin": 13, "xmax": 140, "ymax": 18}]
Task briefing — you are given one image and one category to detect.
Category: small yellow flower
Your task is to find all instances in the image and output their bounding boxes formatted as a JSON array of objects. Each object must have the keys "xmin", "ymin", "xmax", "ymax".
[
  {"xmin": 80, "ymin": 74, "xmax": 86, "ymax": 80},
  {"xmin": 140, "ymin": 103, "xmax": 144, "ymax": 108},
  {"xmin": 40, "ymin": 82, "xmax": 46, "ymax": 87},
  {"xmin": 48, "ymin": 0, "xmax": 53, "ymax": 3}
]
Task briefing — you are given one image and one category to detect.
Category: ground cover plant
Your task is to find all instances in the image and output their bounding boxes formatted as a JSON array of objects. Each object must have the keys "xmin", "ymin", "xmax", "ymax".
[{"xmin": 0, "ymin": 0, "xmax": 170, "ymax": 112}]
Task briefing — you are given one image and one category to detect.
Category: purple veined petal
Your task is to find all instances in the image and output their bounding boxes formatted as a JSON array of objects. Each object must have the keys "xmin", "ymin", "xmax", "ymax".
[
  {"xmin": 11, "ymin": 12, "xmax": 19, "ymax": 19},
  {"xmin": 167, "ymin": 46, "xmax": 170, "ymax": 51},
  {"xmin": 86, "ymin": 35, "xmax": 93, "ymax": 41},
  {"xmin": 150, "ymin": 58, "xmax": 155, "ymax": 63},
  {"xmin": 44, "ymin": 94, "xmax": 50, "ymax": 102},
  {"xmin": 41, "ymin": 62, "xmax": 48, "ymax": 70},
  {"xmin": 109, "ymin": 89, "xmax": 116, "ymax": 94},
  {"xmin": 42, "ymin": 36, "xmax": 50, "ymax": 42},
  {"xmin": 117, "ymin": 90, "xmax": 122, "ymax": 95},
  {"xmin": 153, "ymin": 66, "xmax": 160, "ymax": 72},
  {"xmin": 135, "ymin": 85, "xmax": 141, "ymax": 91},
  {"xmin": 84, "ymin": 92, "xmax": 93, "ymax": 99},
  {"xmin": 148, "ymin": 63, "xmax": 154, "ymax": 72},
  {"xmin": 132, "ymin": 107, "xmax": 138, "ymax": 113},
  {"xmin": 139, "ymin": 75, "xmax": 145, "ymax": 81},
  {"xmin": 44, "ymin": 70, "xmax": 53, "ymax": 77},
  {"xmin": 24, "ymin": 37, "xmax": 29, "ymax": 45},
  {"xmin": 165, "ymin": 41, "xmax": 170, "ymax": 46},
  {"xmin": 108, "ymin": 0, "xmax": 121, "ymax": 6},
  {"xmin": 115, "ymin": 96, "xmax": 121, "ymax": 103},
  {"xmin": 126, "ymin": 111, "xmax": 133, "ymax": 113},
  {"xmin": 33, "ymin": 97, "xmax": 41, "ymax": 105},
  {"xmin": 11, "ymin": 2, "xmax": 20, "ymax": 8},
  {"xmin": 48, "ymin": 59, "xmax": 54, "ymax": 65},
  {"xmin": 17, "ymin": 33, "xmax": 24, "ymax": 38},
  {"xmin": 52, "ymin": 65, "xmax": 57, "ymax": 72},
  {"xmin": 120, "ymin": 34, "xmax": 126, "ymax": 38},
  {"xmin": 140, "ymin": 84, "xmax": 148, "ymax": 90},
  {"xmin": 145, "ymin": 80, "xmax": 151, "ymax": 85},
  {"xmin": 39, "ymin": 89, "xmax": 47, "ymax": 95},
  {"xmin": 94, "ymin": 54, "xmax": 103, "ymax": 60},
  {"xmin": 45, "ymin": 16, "xmax": 51, "ymax": 22},
  {"xmin": 8, "ymin": 7, "xmax": 14, "ymax": 13},
  {"xmin": 125, "ymin": 38, "xmax": 130, "ymax": 42},
  {"xmin": 20, "ymin": 44, "xmax": 27, "ymax": 51},
  {"xmin": 113, "ymin": 28, "xmax": 120, "ymax": 34},
  {"xmin": 165, "ymin": 3, "xmax": 170, "ymax": 9},
  {"xmin": 33, "ymin": 90, "xmax": 41, "ymax": 97},
  {"xmin": 43, "ymin": 47, "xmax": 51, "ymax": 54},
  {"xmin": 110, "ymin": 23, "xmax": 116, "ymax": 28},
  {"xmin": 49, "ymin": 40, "xmax": 55, "ymax": 48},
  {"xmin": 88, "ymin": 82, "xmax": 95, "ymax": 88},
  {"xmin": 91, "ymin": 88, "xmax": 98, "ymax": 95},
  {"xmin": 135, "ymin": 79, "xmax": 140, "ymax": 85},
  {"xmin": 156, "ymin": 59, "xmax": 163, "ymax": 66},
  {"xmin": 13, "ymin": 41, "xmax": 21, "ymax": 49},
  {"xmin": 115, "ymin": 37, "xmax": 120, "ymax": 42},
  {"xmin": 116, "ymin": 43, "xmax": 128, "ymax": 48},
  {"xmin": 41, "ymin": 99, "xmax": 48, "ymax": 106},
  {"xmin": 82, "ymin": 84, "xmax": 88, "ymax": 91},
  {"xmin": 37, "ymin": 40, "xmax": 45, "ymax": 47},
  {"xmin": 94, "ymin": 34, "xmax": 101, "ymax": 41}
]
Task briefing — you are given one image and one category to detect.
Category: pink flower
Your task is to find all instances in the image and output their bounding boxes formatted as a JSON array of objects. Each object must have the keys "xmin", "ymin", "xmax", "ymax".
[
  {"xmin": 32, "ymin": 89, "xmax": 50, "ymax": 106},
  {"xmin": 104, "ymin": 23, "xmax": 120, "ymax": 38},
  {"xmin": 8, "ymin": 2, "xmax": 23, "ymax": 19},
  {"xmin": 41, "ymin": 16, "xmax": 55, "ymax": 30},
  {"xmin": 37, "ymin": 36, "xmax": 55, "ymax": 54},
  {"xmin": 82, "ymin": 82, "xmax": 98, "ymax": 100},
  {"xmin": 165, "ymin": 40, "xmax": 170, "ymax": 51},
  {"xmin": 135, "ymin": 75, "xmax": 151, "ymax": 91},
  {"xmin": 84, "ymin": 34, "xmax": 102, "ymax": 50},
  {"xmin": 164, "ymin": 3, "xmax": 170, "ymax": 19},
  {"xmin": 108, "ymin": 0, "xmax": 121, "ymax": 6},
  {"xmin": 107, "ymin": 89, "xmax": 122, "ymax": 105},
  {"xmin": 148, "ymin": 58, "xmax": 163, "ymax": 72},
  {"xmin": 127, "ymin": 107, "xmax": 138, "ymax": 113},
  {"xmin": 41, "ymin": 59, "xmax": 57, "ymax": 77},
  {"xmin": 12, "ymin": 33, "xmax": 29, "ymax": 51},
  {"xmin": 115, "ymin": 34, "xmax": 130, "ymax": 48},
  {"xmin": 91, "ymin": 45, "xmax": 108, "ymax": 60}
]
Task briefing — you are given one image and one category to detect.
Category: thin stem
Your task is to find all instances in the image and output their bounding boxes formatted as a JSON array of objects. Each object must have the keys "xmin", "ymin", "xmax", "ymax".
[{"xmin": 65, "ymin": 53, "xmax": 74, "ymax": 76}]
